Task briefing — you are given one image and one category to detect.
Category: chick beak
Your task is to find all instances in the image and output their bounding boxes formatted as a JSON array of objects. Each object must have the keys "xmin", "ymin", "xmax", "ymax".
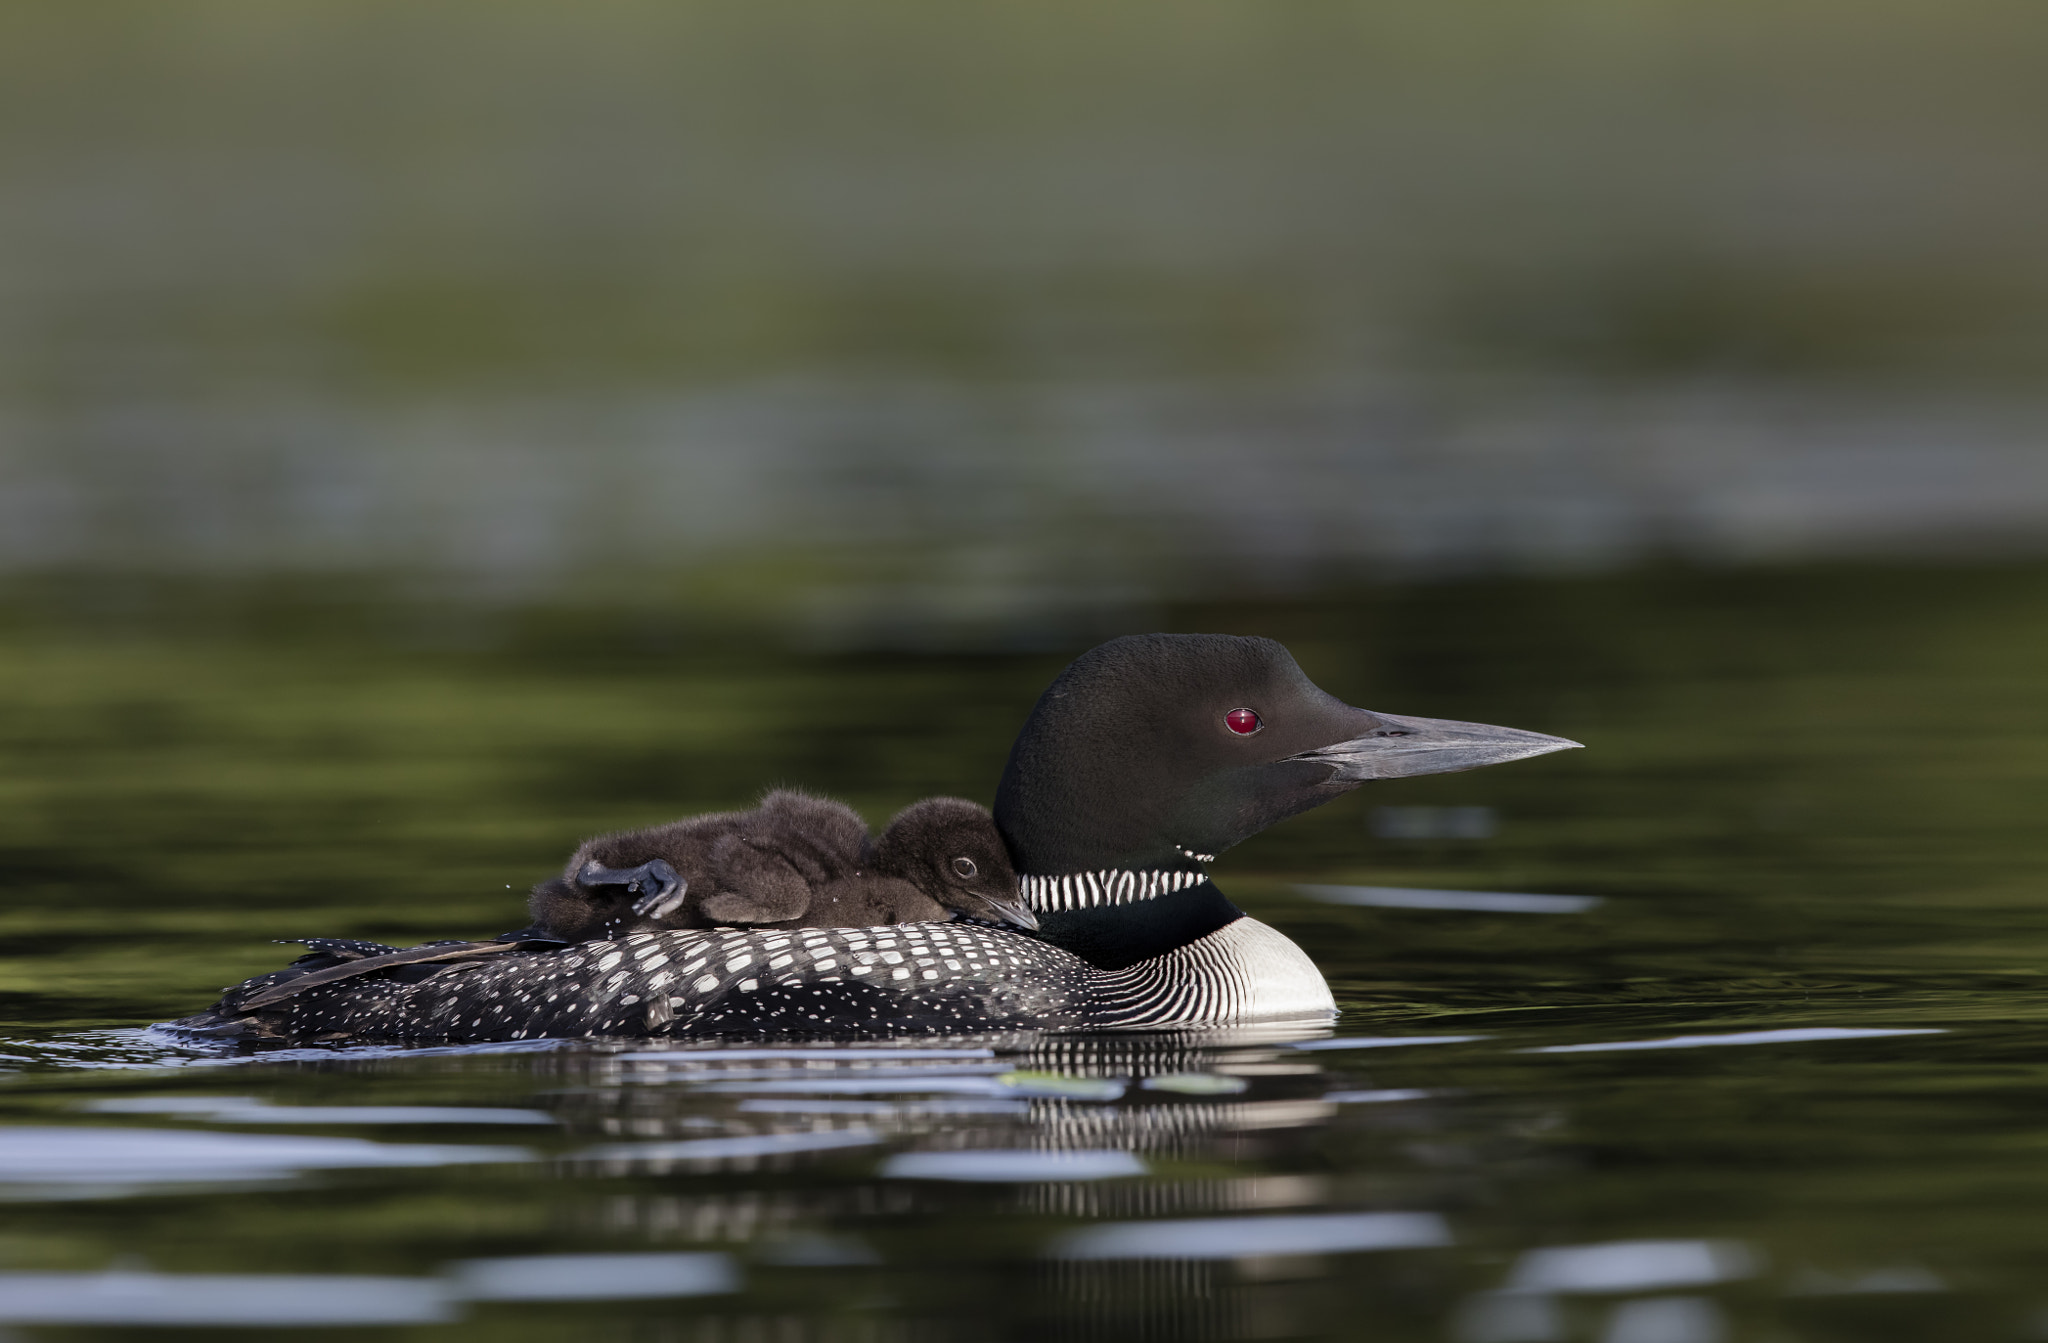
[{"xmin": 966, "ymin": 892, "xmax": 1041, "ymax": 931}]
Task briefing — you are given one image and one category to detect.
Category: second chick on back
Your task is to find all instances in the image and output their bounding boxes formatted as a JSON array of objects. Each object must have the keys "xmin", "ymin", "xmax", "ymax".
[{"xmin": 514, "ymin": 789, "xmax": 1033, "ymax": 944}]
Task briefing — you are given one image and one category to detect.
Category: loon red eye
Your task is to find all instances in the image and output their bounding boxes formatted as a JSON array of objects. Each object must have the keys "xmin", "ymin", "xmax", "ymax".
[{"xmin": 1224, "ymin": 707, "xmax": 1262, "ymax": 735}]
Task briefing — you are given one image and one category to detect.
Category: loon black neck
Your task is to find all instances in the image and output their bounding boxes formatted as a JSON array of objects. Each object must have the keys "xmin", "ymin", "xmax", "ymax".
[{"xmin": 1031, "ymin": 878, "xmax": 1243, "ymax": 971}]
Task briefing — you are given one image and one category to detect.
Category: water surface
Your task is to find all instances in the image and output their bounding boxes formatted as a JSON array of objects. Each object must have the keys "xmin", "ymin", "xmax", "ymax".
[{"xmin": 1, "ymin": 565, "xmax": 2045, "ymax": 1340}]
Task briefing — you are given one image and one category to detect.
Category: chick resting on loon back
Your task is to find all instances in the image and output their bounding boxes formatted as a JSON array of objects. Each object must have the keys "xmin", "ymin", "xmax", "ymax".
[
  {"xmin": 171, "ymin": 633, "xmax": 1579, "ymax": 1043},
  {"xmin": 521, "ymin": 791, "xmax": 1033, "ymax": 944}
]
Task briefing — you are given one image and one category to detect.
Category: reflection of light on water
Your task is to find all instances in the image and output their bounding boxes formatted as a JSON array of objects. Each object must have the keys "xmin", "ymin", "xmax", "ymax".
[
  {"xmin": 83, "ymin": 1096, "xmax": 555, "ymax": 1125},
  {"xmin": 0, "ymin": 1269, "xmax": 457, "ymax": 1327},
  {"xmin": 449, "ymin": 1252, "xmax": 737, "ymax": 1302},
  {"xmin": 622, "ymin": 1062, "xmax": 1008, "ymax": 1088},
  {"xmin": 1049, "ymin": 1211, "xmax": 1450, "ymax": 1260},
  {"xmin": 693, "ymin": 1076, "xmax": 1021, "ymax": 1096},
  {"xmin": 674, "ymin": 1063, "xmax": 1133, "ymax": 1101},
  {"xmin": 1600, "ymin": 1296, "xmax": 1726, "ymax": 1343},
  {"xmin": 0, "ymin": 1253, "xmax": 741, "ymax": 1326},
  {"xmin": 0, "ymin": 1127, "xmax": 529, "ymax": 1197},
  {"xmin": 738, "ymin": 1097, "xmax": 1029, "ymax": 1117},
  {"xmin": 1299, "ymin": 884, "xmax": 1600, "ymax": 914},
  {"xmin": 1524, "ymin": 1027, "xmax": 1944, "ymax": 1055},
  {"xmin": 1291, "ymin": 1035, "xmax": 1488, "ymax": 1052},
  {"xmin": 594, "ymin": 1048, "xmax": 1018, "ymax": 1101},
  {"xmin": 1323, "ymin": 1088, "xmax": 1434, "ymax": 1104},
  {"xmin": 664, "ymin": 1066, "xmax": 1013, "ymax": 1084},
  {"xmin": 1507, "ymin": 1241, "xmax": 1757, "ymax": 1293},
  {"xmin": 576, "ymin": 1129, "xmax": 881, "ymax": 1167},
  {"xmin": 1458, "ymin": 1245, "xmax": 1754, "ymax": 1343},
  {"xmin": 883, "ymin": 1149, "xmax": 1148, "ymax": 1182},
  {"xmin": 996, "ymin": 1071, "xmax": 1127, "ymax": 1100},
  {"xmin": 620, "ymin": 1047, "xmax": 996, "ymax": 1063},
  {"xmin": 1139, "ymin": 1073, "xmax": 1248, "ymax": 1095}
]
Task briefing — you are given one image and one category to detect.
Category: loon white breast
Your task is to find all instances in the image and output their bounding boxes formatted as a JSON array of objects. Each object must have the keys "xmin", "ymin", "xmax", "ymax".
[{"xmin": 174, "ymin": 633, "xmax": 1579, "ymax": 1044}]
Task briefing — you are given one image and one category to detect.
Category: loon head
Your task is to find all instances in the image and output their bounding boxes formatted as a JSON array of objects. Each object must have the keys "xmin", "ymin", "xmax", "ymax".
[{"xmin": 995, "ymin": 633, "xmax": 1580, "ymax": 965}]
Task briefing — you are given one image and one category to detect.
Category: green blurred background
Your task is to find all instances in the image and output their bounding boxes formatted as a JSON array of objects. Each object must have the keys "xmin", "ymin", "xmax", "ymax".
[{"xmin": 3, "ymin": 2, "xmax": 2048, "ymax": 1029}]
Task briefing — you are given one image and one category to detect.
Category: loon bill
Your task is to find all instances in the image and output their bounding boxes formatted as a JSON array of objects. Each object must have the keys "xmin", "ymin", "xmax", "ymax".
[{"xmin": 172, "ymin": 633, "xmax": 1579, "ymax": 1044}]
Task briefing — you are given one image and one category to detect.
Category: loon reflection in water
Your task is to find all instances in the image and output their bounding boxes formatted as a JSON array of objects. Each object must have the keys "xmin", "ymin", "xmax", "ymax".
[
  {"xmin": 510, "ymin": 1026, "xmax": 1481, "ymax": 1343},
  {"xmin": 171, "ymin": 634, "xmax": 1580, "ymax": 1044}
]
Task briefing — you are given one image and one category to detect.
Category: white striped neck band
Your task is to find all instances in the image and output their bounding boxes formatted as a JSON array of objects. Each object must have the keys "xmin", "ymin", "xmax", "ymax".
[{"xmin": 1018, "ymin": 868, "xmax": 1209, "ymax": 913}]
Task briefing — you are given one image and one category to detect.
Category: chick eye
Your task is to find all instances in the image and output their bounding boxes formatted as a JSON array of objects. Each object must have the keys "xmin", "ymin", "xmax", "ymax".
[
  {"xmin": 950, "ymin": 857, "xmax": 978, "ymax": 879},
  {"xmin": 1224, "ymin": 707, "xmax": 1262, "ymax": 735}
]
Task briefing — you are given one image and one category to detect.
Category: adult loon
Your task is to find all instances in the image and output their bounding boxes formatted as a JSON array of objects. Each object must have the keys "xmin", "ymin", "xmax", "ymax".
[{"xmin": 173, "ymin": 634, "xmax": 1579, "ymax": 1043}]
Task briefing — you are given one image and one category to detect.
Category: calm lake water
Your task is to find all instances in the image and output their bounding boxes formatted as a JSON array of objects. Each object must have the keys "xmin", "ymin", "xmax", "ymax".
[{"xmin": 2, "ymin": 563, "xmax": 2046, "ymax": 1341}]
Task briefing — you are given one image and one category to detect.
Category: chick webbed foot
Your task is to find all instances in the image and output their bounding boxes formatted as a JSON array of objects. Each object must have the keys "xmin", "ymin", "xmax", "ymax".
[{"xmin": 577, "ymin": 858, "xmax": 688, "ymax": 920}]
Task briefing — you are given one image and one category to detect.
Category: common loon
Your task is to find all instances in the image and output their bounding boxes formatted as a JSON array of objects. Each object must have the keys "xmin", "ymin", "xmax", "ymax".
[
  {"xmin": 172, "ymin": 634, "xmax": 1579, "ymax": 1043},
  {"xmin": 520, "ymin": 791, "xmax": 1033, "ymax": 943}
]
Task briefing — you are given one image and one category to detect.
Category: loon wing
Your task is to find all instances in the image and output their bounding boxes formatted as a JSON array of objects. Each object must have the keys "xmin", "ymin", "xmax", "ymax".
[
  {"xmin": 232, "ymin": 939, "xmax": 536, "ymax": 1011},
  {"xmin": 175, "ymin": 918, "xmax": 1331, "ymax": 1043}
]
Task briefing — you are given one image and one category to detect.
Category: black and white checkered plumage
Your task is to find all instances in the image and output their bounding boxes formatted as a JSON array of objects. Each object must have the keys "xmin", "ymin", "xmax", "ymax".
[{"xmin": 175, "ymin": 912, "xmax": 1333, "ymax": 1044}]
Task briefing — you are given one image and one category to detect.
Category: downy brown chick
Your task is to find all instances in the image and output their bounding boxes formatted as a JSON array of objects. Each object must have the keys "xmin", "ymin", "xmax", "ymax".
[{"xmin": 511, "ymin": 790, "xmax": 1032, "ymax": 944}]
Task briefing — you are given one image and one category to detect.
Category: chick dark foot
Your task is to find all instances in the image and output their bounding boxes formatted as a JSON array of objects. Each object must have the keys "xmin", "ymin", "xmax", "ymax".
[{"xmin": 578, "ymin": 857, "xmax": 687, "ymax": 919}]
